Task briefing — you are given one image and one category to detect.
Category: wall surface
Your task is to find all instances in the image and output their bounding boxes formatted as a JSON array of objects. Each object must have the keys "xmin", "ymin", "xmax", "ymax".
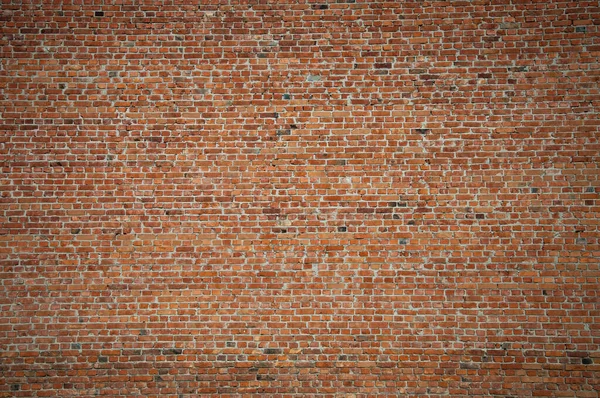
[{"xmin": 1, "ymin": 0, "xmax": 600, "ymax": 396}]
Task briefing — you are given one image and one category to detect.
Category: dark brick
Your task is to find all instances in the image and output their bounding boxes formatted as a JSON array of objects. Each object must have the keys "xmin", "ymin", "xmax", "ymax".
[
  {"xmin": 263, "ymin": 348, "xmax": 282, "ymax": 354},
  {"xmin": 162, "ymin": 348, "xmax": 183, "ymax": 355}
]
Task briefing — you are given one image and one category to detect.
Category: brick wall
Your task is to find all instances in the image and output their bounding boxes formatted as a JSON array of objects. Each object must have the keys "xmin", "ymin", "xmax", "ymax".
[{"xmin": 1, "ymin": 1, "xmax": 599, "ymax": 396}]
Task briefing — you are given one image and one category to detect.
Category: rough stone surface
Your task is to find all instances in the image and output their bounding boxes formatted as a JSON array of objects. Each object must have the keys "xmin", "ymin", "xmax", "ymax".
[{"xmin": 1, "ymin": 1, "xmax": 599, "ymax": 397}]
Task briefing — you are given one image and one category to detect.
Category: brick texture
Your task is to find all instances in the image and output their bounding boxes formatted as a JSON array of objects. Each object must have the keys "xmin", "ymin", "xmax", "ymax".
[{"xmin": 1, "ymin": 0, "xmax": 599, "ymax": 396}]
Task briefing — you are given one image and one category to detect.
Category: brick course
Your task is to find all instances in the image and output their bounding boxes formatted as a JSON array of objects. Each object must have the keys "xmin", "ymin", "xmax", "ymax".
[{"xmin": 1, "ymin": 0, "xmax": 599, "ymax": 396}]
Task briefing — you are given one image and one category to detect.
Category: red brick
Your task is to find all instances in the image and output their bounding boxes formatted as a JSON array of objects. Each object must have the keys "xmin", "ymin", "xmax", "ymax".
[{"xmin": 0, "ymin": 1, "xmax": 599, "ymax": 397}]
